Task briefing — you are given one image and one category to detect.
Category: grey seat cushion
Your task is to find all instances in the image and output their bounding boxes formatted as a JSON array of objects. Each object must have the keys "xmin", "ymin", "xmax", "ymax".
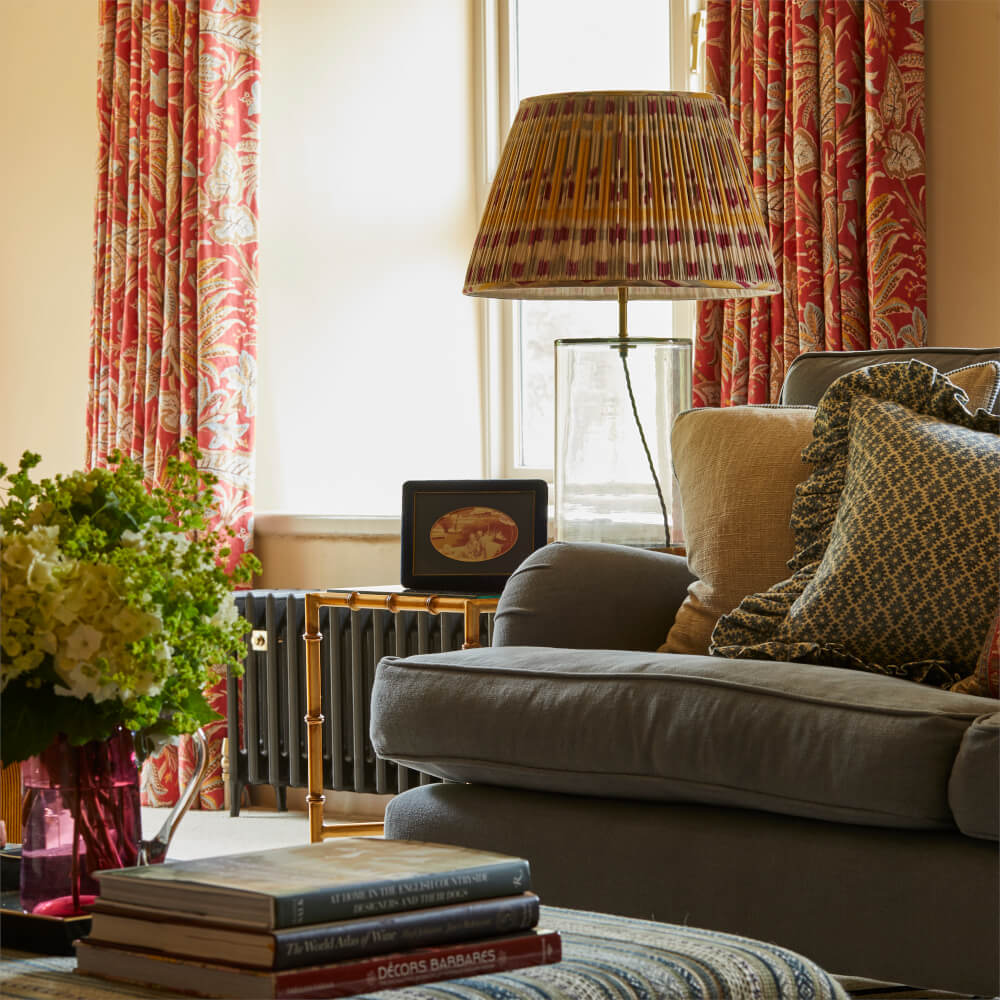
[{"xmin": 371, "ymin": 647, "xmax": 998, "ymax": 832}]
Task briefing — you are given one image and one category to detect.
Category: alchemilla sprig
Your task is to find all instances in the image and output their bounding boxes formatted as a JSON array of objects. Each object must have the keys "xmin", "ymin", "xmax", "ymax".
[{"xmin": 0, "ymin": 441, "xmax": 260, "ymax": 763}]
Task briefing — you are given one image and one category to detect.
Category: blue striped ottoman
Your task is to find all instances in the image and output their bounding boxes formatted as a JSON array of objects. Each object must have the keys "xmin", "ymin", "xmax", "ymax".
[
  {"xmin": 365, "ymin": 906, "xmax": 848, "ymax": 1000},
  {"xmin": 0, "ymin": 906, "xmax": 848, "ymax": 999}
]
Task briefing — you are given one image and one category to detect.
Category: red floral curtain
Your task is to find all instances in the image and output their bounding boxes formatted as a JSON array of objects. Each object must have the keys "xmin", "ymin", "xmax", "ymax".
[
  {"xmin": 88, "ymin": 0, "xmax": 260, "ymax": 808},
  {"xmin": 693, "ymin": 0, "xmax": 927, "ymax": 407}
]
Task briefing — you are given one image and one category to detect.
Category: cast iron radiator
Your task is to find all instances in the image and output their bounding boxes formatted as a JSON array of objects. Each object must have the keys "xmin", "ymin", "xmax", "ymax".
[{"xmin": 228, "ymin": 589, "xmax": 494, "ymax": 817}]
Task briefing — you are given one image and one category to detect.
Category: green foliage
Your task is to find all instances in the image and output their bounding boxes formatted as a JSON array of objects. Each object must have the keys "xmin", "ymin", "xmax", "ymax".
[{"xmin": 0, "ymin": 440, "xmax": 261, "ymax": 764}]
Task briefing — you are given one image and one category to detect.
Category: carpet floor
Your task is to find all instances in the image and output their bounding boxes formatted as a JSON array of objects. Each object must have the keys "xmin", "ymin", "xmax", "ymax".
[{"xmin": 140, "ymin": 804, "xmax": 316, "ymax": 860}]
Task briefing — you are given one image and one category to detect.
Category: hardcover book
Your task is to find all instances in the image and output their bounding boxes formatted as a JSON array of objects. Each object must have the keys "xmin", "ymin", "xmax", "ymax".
[
  {"xmin": 87, "ymin": 892, "xmax": 540, "ymax": 969},
  {"xmin": 75, "ymin": 928, "xmax": 562, "ymax": 998},
  {"xmin": 93, "ymin": 839, "xmax": 531, "ymax": 929}
]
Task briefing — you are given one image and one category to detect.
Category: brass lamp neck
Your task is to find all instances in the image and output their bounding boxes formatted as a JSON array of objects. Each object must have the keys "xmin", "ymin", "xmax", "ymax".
[{"xmin": 618, "ymin": 287, "xmax": 628, "ymax": 339}]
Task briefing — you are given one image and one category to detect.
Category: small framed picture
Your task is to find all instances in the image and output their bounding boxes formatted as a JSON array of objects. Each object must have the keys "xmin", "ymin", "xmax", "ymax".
[{"xmin": 401, "ymin": 479, "xmax": 548, "ymax": 593}]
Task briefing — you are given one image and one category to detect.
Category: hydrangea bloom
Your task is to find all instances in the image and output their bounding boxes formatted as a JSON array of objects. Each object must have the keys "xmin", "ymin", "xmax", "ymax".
[{"xmin": 0, "ymin": 443, "xmax": 260, "ymax": 762}]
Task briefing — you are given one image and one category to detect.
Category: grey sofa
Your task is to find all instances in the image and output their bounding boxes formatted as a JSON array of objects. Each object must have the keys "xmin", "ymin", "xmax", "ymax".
[{"xmin": 370, "ymin": 347, "xmax": 1000, "ymax": 996}]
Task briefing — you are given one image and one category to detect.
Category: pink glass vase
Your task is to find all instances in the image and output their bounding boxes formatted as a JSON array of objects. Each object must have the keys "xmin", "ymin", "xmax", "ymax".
[
  {"xmin": 19, "ymin": 725, "xmax": 208, "ymax": 917},
  {"xmin": 19, "ymin": 726, "xmax": 141, "ymax": 917}
]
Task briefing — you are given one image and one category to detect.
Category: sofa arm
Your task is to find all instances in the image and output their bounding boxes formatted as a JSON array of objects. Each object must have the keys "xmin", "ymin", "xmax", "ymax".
[
  {"xmin": 949, "ymin": 712, "xmax": 999, "ymax": 841},
  {"xmin": 493, "ymin": 542, "xmax": 696, "ymax": 651}
]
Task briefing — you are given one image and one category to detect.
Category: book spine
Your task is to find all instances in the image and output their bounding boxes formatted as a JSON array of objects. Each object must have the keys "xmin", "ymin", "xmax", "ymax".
[
  {"xmin": 275, "ymin": 930, "xmax": 561, "ymax": 999},
  {"xmin": 274, "ymin": 858, "xmax": 531, "ymax": 927},
  {"xmin": 274, "ymin": 893, "xmax": 539, "ymax": 969}
]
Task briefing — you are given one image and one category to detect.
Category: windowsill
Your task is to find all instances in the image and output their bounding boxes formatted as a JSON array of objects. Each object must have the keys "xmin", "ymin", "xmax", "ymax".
[{"xmin": 255, "ymin": 513, "xmax": 401, "ymax": 538}]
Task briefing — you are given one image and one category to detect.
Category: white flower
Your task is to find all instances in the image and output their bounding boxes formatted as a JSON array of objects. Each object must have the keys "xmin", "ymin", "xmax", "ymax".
[
  {"xmin": 63, "ymin": 624, "xmax": 104, "ymax": 661},
  {"xmin": 54, "ymin": 671, "xmax": 118, "ymax": 704},
  {"xmin": 129, "ymin": 670, "xmax": 164, "ymax": 697},
  {"xmin": 53, "ymin": 658, "xmax": 118, "ymax": 703},
  {"xmin": 210, "ymin": 596, "xmax": 238, "ymax": 628},
  {"xmin": 165, "ymin": 533, "xmax": 191, "ymax": 557}
]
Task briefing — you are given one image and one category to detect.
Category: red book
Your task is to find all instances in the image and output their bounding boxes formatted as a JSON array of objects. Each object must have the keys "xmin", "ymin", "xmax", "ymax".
[{"xmin": 75, "ymin": 928, "xmax": 562, "ymax": 998}]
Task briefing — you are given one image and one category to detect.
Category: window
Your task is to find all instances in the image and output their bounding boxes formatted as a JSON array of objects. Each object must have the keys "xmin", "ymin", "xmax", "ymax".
[
  {"xmin": 253, "ymin": 2, "xmax": 703, "ymax": 522},
  {"xmin": 483, "ymin": 0, "xmax": 703, "ymax": 477}
]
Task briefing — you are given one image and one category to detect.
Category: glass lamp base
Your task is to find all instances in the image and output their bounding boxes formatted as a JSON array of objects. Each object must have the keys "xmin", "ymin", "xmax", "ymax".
[{"xmin": 555, "ymin": 337, "xmax": 692, "ymax": 548}]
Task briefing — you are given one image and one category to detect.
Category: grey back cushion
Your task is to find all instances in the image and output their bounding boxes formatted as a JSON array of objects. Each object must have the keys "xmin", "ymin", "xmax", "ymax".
[{"xmin": 780, "ymin": 347, "xmax": 1000, "ymax": 406}]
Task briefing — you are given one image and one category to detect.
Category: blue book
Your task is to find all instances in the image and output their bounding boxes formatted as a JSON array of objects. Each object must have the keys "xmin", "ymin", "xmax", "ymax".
[{"xmin": 93, "ymin": 839, "xmax": 531, "ymax": 929}]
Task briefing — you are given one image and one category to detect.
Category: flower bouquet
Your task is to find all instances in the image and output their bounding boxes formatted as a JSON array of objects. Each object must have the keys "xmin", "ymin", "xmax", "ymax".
[{"xmin": 0, "ymin": 441, "xmax": 259, "ymax": 913}]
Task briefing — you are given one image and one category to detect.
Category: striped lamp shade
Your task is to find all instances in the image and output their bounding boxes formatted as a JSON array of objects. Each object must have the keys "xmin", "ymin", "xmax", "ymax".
[{"xmin": 464, "ymin": 91, "xmax": 779, "ymax": 301}]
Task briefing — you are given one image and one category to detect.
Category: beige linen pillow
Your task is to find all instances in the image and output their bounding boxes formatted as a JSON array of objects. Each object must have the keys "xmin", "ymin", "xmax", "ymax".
[{"xmin": 661, "ymin": 405, "xmax": 815, "ymax": 655}]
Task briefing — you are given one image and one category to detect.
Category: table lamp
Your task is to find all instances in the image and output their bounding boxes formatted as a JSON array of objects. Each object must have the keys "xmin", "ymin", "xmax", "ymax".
[{"xmin": 464, "ymin": 91, "xmax": 779, "ymax": 548}]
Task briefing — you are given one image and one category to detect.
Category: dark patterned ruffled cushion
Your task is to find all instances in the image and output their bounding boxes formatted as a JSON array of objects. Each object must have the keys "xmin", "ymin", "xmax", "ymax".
[{"xmin": 710, "ymin": 361, "xmax": 1000, "ymax": 687}]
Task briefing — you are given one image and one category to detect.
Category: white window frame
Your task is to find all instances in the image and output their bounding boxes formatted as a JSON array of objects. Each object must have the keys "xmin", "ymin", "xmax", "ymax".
[{"xmin": 474, "ymin": 0, "xmax": 705, "ymax": 481}]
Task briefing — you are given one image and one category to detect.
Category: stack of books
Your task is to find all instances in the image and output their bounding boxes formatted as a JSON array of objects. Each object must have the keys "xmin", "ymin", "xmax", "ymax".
[{"xmin": 74, "ymin": 838, "xmax": 560, "ymax": 998}]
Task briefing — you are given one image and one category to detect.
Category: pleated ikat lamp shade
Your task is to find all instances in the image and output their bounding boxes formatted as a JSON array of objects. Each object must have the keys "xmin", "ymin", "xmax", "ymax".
[{"xmin": 464, "ymin": 91, "xmax": 780, "ymax": 548}]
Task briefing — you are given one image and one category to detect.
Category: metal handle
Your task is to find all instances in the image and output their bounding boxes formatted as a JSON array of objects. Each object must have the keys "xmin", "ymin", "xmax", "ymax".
[{"xmin": 138, "ymin": 728, "xmax": 209, "ymax": 865}]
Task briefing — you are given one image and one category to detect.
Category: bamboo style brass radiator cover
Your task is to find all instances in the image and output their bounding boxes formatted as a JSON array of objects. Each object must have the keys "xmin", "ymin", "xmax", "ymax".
[
  {"xmin": 228, "ymin": 589, "xmax": 495, "ymax": 822},
  {"xmin": 302, "ymin": 590, "xmax": 498, "ymax": 843}
]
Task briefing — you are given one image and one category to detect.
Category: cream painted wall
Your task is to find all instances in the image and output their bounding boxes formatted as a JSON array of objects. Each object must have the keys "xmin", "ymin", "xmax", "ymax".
[
  {"xmin": 925, "ymin": 0, "xmax": 1000, "ymax": 348},
  {"xmin": 255, "ymin": 529, "xmax": 399, "ymax": 590},
  {"xmin": 0, "ymin": 2, "xmax": 95, "ymax": 477}
]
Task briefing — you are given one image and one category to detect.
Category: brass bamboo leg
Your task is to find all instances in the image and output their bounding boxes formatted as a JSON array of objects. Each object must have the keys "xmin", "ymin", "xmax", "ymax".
[
  {"xmin": 303, "ymin": 592, "xmax": 326, "ymax": 843},
  {"xmin": 462, "ymin": 601, "xmax": 482, "ymax": 649}
]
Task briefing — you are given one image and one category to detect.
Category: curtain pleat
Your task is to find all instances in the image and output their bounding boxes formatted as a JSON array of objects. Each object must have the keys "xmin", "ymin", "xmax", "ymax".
[
  {"xmin": 694, "ymin": 0, "xmax": 927, "ymax": 407},
  {"xmin": 87, "ymin": 0, "xmax": 259, "ymax": 808}
]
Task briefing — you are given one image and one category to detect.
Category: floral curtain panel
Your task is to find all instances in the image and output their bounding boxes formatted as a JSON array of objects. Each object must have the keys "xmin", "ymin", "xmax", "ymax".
[
  {"xmin": 693, "ymin": 0, "xmax": 927, "ymax": 407},
  {"xmin": 88, "ymin": 0, "xmax": 260, "ymax": 807}
]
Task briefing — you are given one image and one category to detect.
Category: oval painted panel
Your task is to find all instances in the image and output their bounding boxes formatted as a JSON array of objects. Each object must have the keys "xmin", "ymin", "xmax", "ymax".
[{"xmin": 429, "ymin": 506, "xmax": 519, "ymax": 563}]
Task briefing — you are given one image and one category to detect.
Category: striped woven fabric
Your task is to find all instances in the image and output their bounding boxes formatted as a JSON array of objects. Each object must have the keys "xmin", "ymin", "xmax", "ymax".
[
  {"xmin": 370, "ymin": 906, "xmax": 849, "ymax": 1000},
  {"xmin": 1, "ymin": 905, "xmax": 847, "ymax": 999}
]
